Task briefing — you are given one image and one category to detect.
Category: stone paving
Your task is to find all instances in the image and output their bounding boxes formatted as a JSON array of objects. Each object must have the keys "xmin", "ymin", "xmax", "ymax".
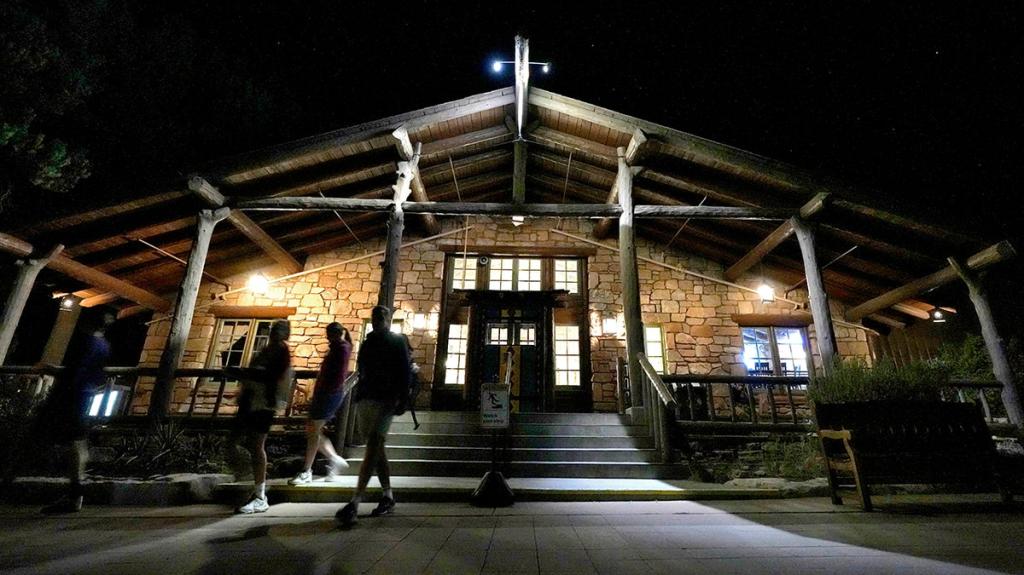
[{"xmin": 2, "ymin": 495, "xmax": 1023, "ymax": 574}]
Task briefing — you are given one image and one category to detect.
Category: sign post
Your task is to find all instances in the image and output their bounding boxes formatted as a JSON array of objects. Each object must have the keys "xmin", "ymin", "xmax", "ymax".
[{"xmin": 471, "ymin": 350, "xmax": 516, "ymax": 507}]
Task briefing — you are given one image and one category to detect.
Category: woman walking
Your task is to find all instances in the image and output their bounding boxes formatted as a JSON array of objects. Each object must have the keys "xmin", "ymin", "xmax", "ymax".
[{"xmin": 290, "ymin": 322, "xmax": 352, "ymax": 484}]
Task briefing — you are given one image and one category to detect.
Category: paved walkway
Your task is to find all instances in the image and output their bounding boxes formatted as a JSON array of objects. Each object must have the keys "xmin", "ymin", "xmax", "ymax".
[{"xmin": 2, "ymin": 495, "xmax": 1023, "ymax": 574}]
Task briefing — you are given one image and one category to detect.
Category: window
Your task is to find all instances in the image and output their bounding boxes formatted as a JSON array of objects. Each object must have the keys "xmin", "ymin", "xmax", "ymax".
[
  {"xmin": 517, "ymin": 258, "xmax": 542, "ymax": 291},
  {"xmin": 644, "ymin": 325, "xmax": 666, "ymax": 374},
  {"xmin": 489, "ymin": 258, "xmax": 515, "ymax": 290},
  {"xmin": 361, "ymin": 319, "xmax": 405, "ymax": 341},
  {"xmin": 451, "ymin": 256, "xmax": 476, "ymax": 289},
  {"xmin": 554, "ymin": 259, "xmax": 579, "ymax": 293},
  {"xmin": 742, "ymin": 326, "xmax": 809, "ymax": 377},
  {"xmin": 209, "ymin": 319, "xmax": 279, "ymax": 370},
  {"xmin": 554, "ymin": 325, "xmax": 581, "ymax": 386},
  {"xmin": 444, "ymin": 324, "xmax": 469, "ymax": 384},
  {"xmin": 518, "ymin": 323, "xmax": 536, "ymax": 346},
  {"xmin": 487, "ymin": 323, "xmax": 510, "ymax": 345}
]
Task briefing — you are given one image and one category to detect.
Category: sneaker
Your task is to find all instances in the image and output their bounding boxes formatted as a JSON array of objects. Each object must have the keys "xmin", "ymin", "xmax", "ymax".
[
  {"xmin": 325, "ymin": 455, "xmax": 350, "ymax": 481},
  {"xmin": 335, "ymin": 501, "xmax": 358, "ymax": 527},
  {"xmin": 236, "ymin": 495, "xmax": 269, "ymax": 514},
  {"xmin": 289, "ymin": 470, "xmax": 313, "ymax": 485},
  {"xmin": 370, "ymin": 496, "xmax": 395, "ymax": 517},
  {"xmin": 41, "ymin": 496, "xmax": 83, "ymax": 515}
]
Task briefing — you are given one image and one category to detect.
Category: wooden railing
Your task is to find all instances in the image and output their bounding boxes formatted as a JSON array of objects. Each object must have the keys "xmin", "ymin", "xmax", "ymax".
[{"xmin": 636, "ymin": 353, "xmax": 676, "ymax": 463}]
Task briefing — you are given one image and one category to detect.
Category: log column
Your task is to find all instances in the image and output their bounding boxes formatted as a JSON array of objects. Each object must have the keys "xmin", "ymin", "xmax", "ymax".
[
  {"xmin": 150, "ymin": 208, "xmax": 230, "ymax": 418},
  {"xmin": 0, "ymin": 244, "xmax": 63, "ymax": 365},
  {"xmin": 378, "ymin": 160, "xmax": 416, "ymax": 310},
  {"xmin": 617, "ymin": 146, "xmax": 646, "ymax": 420},
  {"xmin": 40, "ymin": 295, "xmax": 83, "ymax": 365},
  {"xmin": 792, "ymin": 218, "xmax": 838, "ymax": 376},
  {"xmin": 949, "ymin": 258, "xmax": 1023, "ymax": 426}
]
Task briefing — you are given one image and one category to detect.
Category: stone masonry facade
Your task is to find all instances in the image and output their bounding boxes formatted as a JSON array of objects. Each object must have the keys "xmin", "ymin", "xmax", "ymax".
[{"xmin": 130, "ymin": 217, "xmax": 872, "ymax": 414}]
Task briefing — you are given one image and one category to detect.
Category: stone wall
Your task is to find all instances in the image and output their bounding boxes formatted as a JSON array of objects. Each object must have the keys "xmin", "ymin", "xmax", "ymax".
[{"xmin": 131, "ymin": 217, "xmax": 872, "ymax": 414}]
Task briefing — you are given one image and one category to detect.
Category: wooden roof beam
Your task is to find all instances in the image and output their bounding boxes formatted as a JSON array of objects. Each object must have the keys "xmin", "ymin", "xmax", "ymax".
[
  {"xmin": 845, "ymin": 241, "xmax": 1016, "ymax": 321},
  {"xmin": 392, "ymin": 126, "xmax": 441, "ymax": 235},
  {"xmin": 0, "ymin": 232, "xmax": 171, "ymax": 311},
  {"xmin": 723, "ymin": 193, "xmax": 830, "ymax": 281},
  {"xmin": 189, "ymin": 176, "xmax": 303, "ymax": 274}
]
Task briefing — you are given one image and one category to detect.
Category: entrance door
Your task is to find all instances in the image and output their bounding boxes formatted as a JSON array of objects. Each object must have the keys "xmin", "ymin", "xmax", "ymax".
[{"xmin": 478, "ymin": 305, "xmax": 543, "ymax": 413}]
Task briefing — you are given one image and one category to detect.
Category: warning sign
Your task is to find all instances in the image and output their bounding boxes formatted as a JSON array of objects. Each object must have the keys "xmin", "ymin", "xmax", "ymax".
[{"xmin": 480, "ymin": 383, "xmax": 510, "ymax": 429}]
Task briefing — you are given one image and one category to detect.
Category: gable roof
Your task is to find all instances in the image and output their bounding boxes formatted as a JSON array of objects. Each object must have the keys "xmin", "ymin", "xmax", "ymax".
[{"xmin": 12, "ymin": 86, "xmax": 1001, "ymax": 325}]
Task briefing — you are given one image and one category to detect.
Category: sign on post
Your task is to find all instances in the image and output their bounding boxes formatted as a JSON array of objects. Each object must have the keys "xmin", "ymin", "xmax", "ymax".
[{"xmin": 480, "ymin": 382, "xmax": 510, "ymax": 429}]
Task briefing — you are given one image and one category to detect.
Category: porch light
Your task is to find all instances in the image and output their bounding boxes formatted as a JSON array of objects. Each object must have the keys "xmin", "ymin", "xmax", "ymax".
[
  {"xmin": 511, "ymin": 215, "xmax": 525, "ymax": 227},
  {"xmin": 602, "ymin": 316, "xmax": 624, "ymax": 337},
  {"xmin": 247, "ymin": 273, "xmax": 270, "ymax": 295},
  {"xmin": 757, "ymin": 282, "xmax": 776, "ymax": 304},
  {"xmin": 929, "ymin": 307, "xmax": 947, "ymax": 323},
  {"xmin": 412, "ymin": 313, "xmax": 428, "ymax": 330},
  {"xmin": 60, "ymin": 296, "xmax": 76, "ymax": 311}
]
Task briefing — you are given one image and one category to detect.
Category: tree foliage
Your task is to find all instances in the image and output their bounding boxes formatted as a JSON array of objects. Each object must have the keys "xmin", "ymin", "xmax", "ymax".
[{"xmin": 0, "ymin": 2, "xmax": 94, "ymax": 205}]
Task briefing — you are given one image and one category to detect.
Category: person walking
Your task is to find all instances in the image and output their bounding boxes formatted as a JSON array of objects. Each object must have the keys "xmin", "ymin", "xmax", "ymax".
[
  {"xmin": 290, "ymin": 322, "xmax": 352, "ymax": 485},
  {"xmin": 235, "ymin": 319, "xmax": 292, "ymax": 514},
  {"xmin": 335, "ymin": 306, "xmax": 411, "ymax": 527},
  {"xmin": 40, "ymin": 312, "xmax": 116, "ymax": 514}
]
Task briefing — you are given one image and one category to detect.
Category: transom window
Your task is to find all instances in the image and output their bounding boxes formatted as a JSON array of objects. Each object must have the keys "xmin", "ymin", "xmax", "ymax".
[
  {"xmin": 489, "ymin": 258, "xmax": 515, "ymax": 290},
  {"xmin": 451, "ymin": 256, "xmax": 476, "ymax": 289},
  {"xmin": 444, "ymin": 324, "xmax": 469, "ymax": 385},
  {"xmin": 742, "ymin": 326, "xmax": 810, "ymax": 377},
  {"xmin": 644, "ymin": 325, "xmax": 666, "ymax": 374},
  {"xmin": 554, "ymin": 325, "xmax": 582, "ymax": 386},
  {"xmin": 554, "ymin": 259, "xmax": 579, "ymax": 293}
]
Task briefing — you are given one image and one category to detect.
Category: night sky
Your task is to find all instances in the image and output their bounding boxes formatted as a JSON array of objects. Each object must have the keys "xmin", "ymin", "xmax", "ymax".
[{"xmin": 2, "ymin": 1, "xmax": 1022, "ymax": 351}]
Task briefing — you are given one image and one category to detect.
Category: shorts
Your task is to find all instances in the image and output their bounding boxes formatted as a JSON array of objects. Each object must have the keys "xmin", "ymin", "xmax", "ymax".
[
  {"xmin": 308, "ymin": 390, "xmax": 345, "ymax": 421},
  {"xmin": 356, "ymin": 399, "xmax": 396, "ymax": 445},
  {"xmin": 238, "ymin": 408, "xmax": 275, "ymax": 434}
]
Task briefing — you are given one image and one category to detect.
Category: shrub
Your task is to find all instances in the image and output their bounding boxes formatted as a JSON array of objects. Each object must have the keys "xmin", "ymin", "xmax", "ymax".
[
  {"xmin": 0, "ymin": 376, "xmax": 48, "ymax": 483},
  {"xmin": 761, "ymin": 434, "xmax": 825, "ymax": 481},
  {"xmin": 808, "ymin": 358, "xmax": 948, "ymax": 404}
]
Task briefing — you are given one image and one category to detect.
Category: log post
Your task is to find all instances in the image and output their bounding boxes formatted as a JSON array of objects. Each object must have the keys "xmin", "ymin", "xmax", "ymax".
[
  {"xmin": 949, "ymin": 257, "xmax": 1023, "ymax": 426},
  {"xmin": 150, "ymin": 208, "xmax": 230, "ymax": 418},
  {"xmin": 792, "ymin": 218, "xmax": 838, "ymax": 377},
  {"xmin": 617, "ymin": 146, "xmax": 646, "ymax": 421},
  {"xmin": 40, "ymin": 295, "xmax": 83, "ymax": 366},
  {"xmin": 378, "ymin": 161, "xmax": 415, "ymax": 310},
  {"xmin": 0, "ymin": 244, "xmax": 63, "ymax": 364}
]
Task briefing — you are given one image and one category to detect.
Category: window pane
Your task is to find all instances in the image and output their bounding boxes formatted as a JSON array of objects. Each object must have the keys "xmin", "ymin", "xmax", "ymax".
[
  {"xmin": 451, "ymin": 256, "xmax": 477, "ymax": 290},
  {"xmin": 742, "ymin": 327, "xmax": 774, "ymax": 376},
  {"xmin": 644, "ymin": 325, "xmax": 665, "ymax": 374},
  {"xmin": 489, "ymin": 258, "xmax": 515, "ymax": 290},
  {"xmin": 517, "ymin": 258, "xmax": 542, "ymax": 291},
  {"xmin": 487, "ymin": 323, "xmax": 510, "ymax": 345},
  {"xmin": 553, "ymin": 324, "xmax": 581, "ymax": 386},
  {"xmin": 212, "ymin": 320, "xmax": 252, "ymax": 368},
  {"xmin": 554, "ymin": 259, "xmax": 579, "ymax": 293},
  {"xmin": 518, "ymin": 323, "xmax": 536, "ymax": 346},
  {"xmin": 774, "ymin": 327, "xmax": 809, "ymax": 377},
  {"xmin": 444, "ymin": 323, "xmax": 469, "ymax": 385}
]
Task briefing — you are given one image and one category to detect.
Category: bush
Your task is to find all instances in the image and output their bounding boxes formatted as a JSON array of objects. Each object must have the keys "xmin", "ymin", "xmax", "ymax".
[
  {"xmin": 0, "ymin": 376, "xmax": 56, "ymax": 483},
  {"xmin": 90, "ymin": 422, "xmax": 231, "ymax": 479},
  {"xmin": 761, "ymin": 434, "xmax": 825, "ymax": 481},
  {"xmin": 808, "ymin": 358, "xmax": 948, "ymax": 404},
  {"xmin": 934, "ymin": 334, "xmax": 993, "ymax": 379}
]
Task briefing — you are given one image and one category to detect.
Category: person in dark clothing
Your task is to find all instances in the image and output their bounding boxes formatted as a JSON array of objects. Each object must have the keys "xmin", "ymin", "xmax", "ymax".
[
  {"xmin": 290, "ymin": 322, "xmax": 353, "ymax": 485},
  {"xmin": 41, "ymin": 312, "xmax": 115, "ymax": 514},
  {"xmin": 235, "ymin": 319, "xmax": 291, "ymax": 514},
  {"xmin": 336, "ymin": 306, "xmax": 411, "ymax": 527}
]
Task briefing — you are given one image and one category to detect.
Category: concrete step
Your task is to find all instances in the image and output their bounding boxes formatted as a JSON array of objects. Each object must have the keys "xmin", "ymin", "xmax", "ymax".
[
  {"xmin": 394, "ymin": 411, "xmax": 633, "ymax": 425},
  {"xmin": 387, "ymin": 421, "xmax": 648, "ymax": 436},
  {"xmin": 331, "ymin": 458, "xmax": 689, "ymax": 479},
  {"xmin": 346, "ymin": 445, "xmax": 660, "ymax": 463},
  {"xmin": 215, "ymin": 476, "xmax": 779, "ymax": 504},
  {"xmin": 385, "ymin": 433, "xmax": 654, "ymax": 449}
]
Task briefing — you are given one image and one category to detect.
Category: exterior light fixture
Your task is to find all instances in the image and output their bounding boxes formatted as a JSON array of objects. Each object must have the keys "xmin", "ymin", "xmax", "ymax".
[
  {"xmin": 929, "ymin": 307, "xmax": 947, "ymax": 323},
  {"xmin": 60, "ymin": 296, "xmax": 76, "ymax": 311},
  {"xmin": 511, "ymin": 215, "xmax": 525, "ymax": 227},
  {"xmin": 247, "ymin": 273, "xmax": 269, "ymax": 295},
  {"xmin": 757, "ymin": 282, "xmax": 776, "ymax": 304},
  {"xmin": 490, "ymin": 59, "xmax": 552, "ymax": 75},
  {"xmin": 412, "ymin": 313, "xmax": 428, "ymax": 330},
  {"xmin": 541, "ymin": 63, "xmax": 550, "ymax": 73},
  {"xmin": 491, "ymin": 61, "xmax": 503, "ymax": 72}
]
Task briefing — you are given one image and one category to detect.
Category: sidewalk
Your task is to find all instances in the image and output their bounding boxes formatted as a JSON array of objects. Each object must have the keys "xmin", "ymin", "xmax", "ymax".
[{"xmin": 2, "ymin": 495, "xmax": 1022, "ymax": 574}]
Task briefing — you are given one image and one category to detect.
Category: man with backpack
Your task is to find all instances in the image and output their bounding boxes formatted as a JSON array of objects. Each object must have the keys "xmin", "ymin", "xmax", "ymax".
[{"xmin": 335, "ymin": 306, "xmax": 411, "ymax": 527}]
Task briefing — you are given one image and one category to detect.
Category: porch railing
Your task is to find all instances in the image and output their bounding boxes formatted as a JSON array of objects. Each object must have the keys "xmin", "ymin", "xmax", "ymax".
[{"xmin": 636, "ymin": 353, "xmax": 676, "ymax": 463}]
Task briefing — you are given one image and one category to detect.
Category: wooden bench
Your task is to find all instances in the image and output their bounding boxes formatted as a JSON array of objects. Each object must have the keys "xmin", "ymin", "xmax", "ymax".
[{"xmin": 815, "ymin": 400, "xmax": 1013, "ymax": 511}]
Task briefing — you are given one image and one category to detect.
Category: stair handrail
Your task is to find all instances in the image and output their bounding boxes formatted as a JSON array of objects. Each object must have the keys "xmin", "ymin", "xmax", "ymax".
[{"xmin": 636, "ymin": 352, "xmax": 675, "ymax": 463}]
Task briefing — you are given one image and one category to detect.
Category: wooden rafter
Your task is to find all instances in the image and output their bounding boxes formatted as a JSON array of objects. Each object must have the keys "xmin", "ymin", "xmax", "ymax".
[
  {"xmin": 189, "ymin": 176, "xmax": 303, "ymax": 274},
  {"xmin": 723, "ymin": 193, "xmax": 830, "ymax": 281},
  {"xmin": 0, "ymin": 232, "xmax": 170, "ymax": 311},
  {"xmin": 591, "ymin": 130, "xmax": 650, "ymax": 238},
  {"xmin": 845, "ymin": 241, "xmax": 1016, "ymax": 321},
  {"xmin": 392, "ymin": 126, "xmax": 441, "ymax": 234}
]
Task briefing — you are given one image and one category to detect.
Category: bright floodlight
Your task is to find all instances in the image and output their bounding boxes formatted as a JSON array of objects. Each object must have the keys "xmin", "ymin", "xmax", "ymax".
[
  {"xmin": 492, "ymin": 61, "xmax": 503, "ymax": 72},
  {"xmin": 756, "ymin": 282, "xmax": 776, "ymax": 304},
  {"xmin": 247, "ymin": 273, "xmax": 270, "ymax": 295},
  {"xmin": 542, "ymin": 63, "xmax": 550, "ymax": 73}
]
